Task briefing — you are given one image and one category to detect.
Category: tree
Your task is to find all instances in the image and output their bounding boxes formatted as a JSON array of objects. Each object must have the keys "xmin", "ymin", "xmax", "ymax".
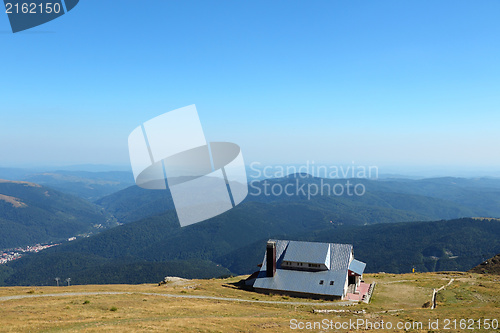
[
  {"xmin": 55, "ymin": 277, "xmax": 60, "ymax": 287},
  {"xmin": 65, "ymin": 278, "xmax": 71, "ymax": 286}
]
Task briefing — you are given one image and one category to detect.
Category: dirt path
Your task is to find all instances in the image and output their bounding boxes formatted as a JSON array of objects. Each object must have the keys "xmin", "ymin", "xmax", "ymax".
[{"xmin": 0, "ymin": 291, "xmax": 356, "ymax": 307}]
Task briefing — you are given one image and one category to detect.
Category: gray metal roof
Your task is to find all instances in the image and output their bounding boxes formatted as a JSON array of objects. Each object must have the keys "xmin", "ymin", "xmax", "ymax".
[
  {"xmin": 254, "ymin": 239, "xmax": 355, "ymax": 297},
  {"xmin": 349, "ymin": 259, "xmax": 366, "ymax": 276},
  {"xmin": 282, "ymin": 241, "xmax": 330, "ymax": 266}
]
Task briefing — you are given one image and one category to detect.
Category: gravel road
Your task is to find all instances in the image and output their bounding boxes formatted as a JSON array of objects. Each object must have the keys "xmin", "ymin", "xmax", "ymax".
[{"xmin": 0, "ymin": 291, "xmax": 356, "ymax": 306}]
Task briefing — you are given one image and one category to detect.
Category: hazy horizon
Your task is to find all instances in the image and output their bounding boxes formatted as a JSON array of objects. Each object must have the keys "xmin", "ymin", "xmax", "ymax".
[{"xmin": 1, "ymin": 162, "xmax": 500, "ymax": 180}]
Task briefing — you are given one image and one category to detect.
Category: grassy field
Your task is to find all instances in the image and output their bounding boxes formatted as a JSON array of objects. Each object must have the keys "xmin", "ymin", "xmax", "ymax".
[{"xmin": 0, "ymin": 272, "xmax": 498, "ymax": 332}]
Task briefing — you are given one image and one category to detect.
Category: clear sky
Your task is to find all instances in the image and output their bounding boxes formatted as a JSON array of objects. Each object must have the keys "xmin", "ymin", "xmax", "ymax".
[{"xmin": 1, "ymin": 0, "xmax": 499, "ymax": 174}]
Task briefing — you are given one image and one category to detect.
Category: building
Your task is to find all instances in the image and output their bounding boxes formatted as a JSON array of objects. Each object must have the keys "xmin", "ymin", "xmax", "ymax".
[{"xmin": 248, "ymin": 239, "xmax": 367, "ymax": 300}]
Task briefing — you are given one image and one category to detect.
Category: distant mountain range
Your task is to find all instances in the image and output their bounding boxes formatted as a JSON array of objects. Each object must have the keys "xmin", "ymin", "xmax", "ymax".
[
  {"xmin": 0, "ymin": 168, "xmax": 134, "ymax": 201},
  {"xmin": 97, "ymin": 174, "xmax": 500, "ymax": 225},
  {"xmin": 0, "ymin": 179, "xmax": 110, "ymax": 249},
  {"xmin": 1, "ymin": 216, "xmax": 499, "ymax": 286},
  {"xmin": 1, "ymin": 171, "xmax": 500, "ymax": 286},
  {"xmin": 23, "ymin": 170, "xmax": 135, "ymax": 201}
]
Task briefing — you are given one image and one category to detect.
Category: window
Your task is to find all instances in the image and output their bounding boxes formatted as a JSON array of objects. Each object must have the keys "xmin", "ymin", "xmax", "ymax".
[
  {"xmin": 330, "ymin": 281, "xmax": 334, "ymax": 286},
  {"xmin": 319, "ymin": 280, "xmax": 324, "ymax": 285}
]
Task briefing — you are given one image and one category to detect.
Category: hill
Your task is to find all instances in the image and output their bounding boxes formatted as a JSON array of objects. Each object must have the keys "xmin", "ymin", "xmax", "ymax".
[
  {"xmin": 469, "ymin": 253, "xmax": 500, "ymax": 275},
  {"xmin": 3, "ymin": 174, "xmax": 500, "ymax": 286},
  {"xmin": 247, "ymin": 175, "xmax": 500, "ymax": 217},
  {"xmin": 94, "ymin": 185, "xmax": 175, "ymax": 223},
  {"xmin": 0, "ymin": 180, "xmax": 110, "ymax": 249},
  {"xmin": 96, "ymin": 175, "xmax": 500, "ymax": 225},
  {"xmin": 2, "ymin": 217, "xmax": 499, "ymax": 286},
  {"xmin": 22, "ymin": 170, "xmax": 134, "ymax": 201},
  {"xmin": 0, "ymin": 168, "xmax": 135, "ymax": 201},
  {"xmin": 219, "ymin": 218, "xmax": 500, "ymax": 274},
  {"xmin": 0, "ymin": 272, "xmax": 498, "ymax": 332}
]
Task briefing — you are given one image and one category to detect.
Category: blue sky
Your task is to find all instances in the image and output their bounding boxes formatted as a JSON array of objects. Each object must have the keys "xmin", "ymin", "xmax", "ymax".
[{"xmin": 1, "ymin": 0, "xmax": 499, "ymax": 174}]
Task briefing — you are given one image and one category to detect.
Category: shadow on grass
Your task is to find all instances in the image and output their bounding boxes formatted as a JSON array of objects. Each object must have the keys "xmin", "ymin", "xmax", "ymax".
[{"xmin": 221, "ymin": 278, "xmax": 254, "ymax": 292}]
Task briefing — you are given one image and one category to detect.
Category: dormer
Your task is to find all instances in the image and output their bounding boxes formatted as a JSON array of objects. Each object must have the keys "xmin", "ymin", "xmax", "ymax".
[{"xmin": 281, "ymin": 241, "xmax": 330, "ymax": 271}]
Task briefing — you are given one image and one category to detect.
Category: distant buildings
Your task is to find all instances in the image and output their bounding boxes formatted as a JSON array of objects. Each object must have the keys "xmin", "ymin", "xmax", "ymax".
[
  {"xmin": 247, "ymin": 239, "xmax": 367, "ymax": 300},
  {"xmin": 0, "ymin": 243, "xmax": 60, "ymax": 264}
]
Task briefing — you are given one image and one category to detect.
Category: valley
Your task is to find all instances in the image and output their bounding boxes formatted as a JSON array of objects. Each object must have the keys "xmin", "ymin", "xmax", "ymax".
[{"xmin": 0, "ymin": 170, "xmax": 499, "ymax": 287}]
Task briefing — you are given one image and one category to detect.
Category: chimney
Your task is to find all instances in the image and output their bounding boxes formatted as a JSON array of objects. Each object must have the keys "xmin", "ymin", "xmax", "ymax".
[{"xmin": 266, "ymin": 241, "xmax": 276, "ymax": 277}]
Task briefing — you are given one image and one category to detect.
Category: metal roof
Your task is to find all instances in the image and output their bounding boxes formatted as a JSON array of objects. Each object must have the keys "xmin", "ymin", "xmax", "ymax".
[
  {"xmin": 349, "ymin": 259, "xmax": 366, "ymax": 276},
  {"xmin": 254, "ymin": 239, "xmax": 355, "ymax": 297},
  {"xmin": 282, "ymin": 241, "xmax": 330, "ymax": 266}
]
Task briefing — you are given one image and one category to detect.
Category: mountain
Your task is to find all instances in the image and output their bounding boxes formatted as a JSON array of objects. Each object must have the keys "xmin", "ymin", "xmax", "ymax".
[
  {"xmin": 96, "ymin": 174, "xmax": 500, "ymax": 225},
  {"xmin": 2, "ymin": 215, "xmax": 499, "ymax": 286},
  {"xmin": 469, "ymin": 252, "xmax": 500, "ymax": 275},
  {"xmin": 22, "ymin": 170, "xmax": 135, "ymax": 201},
  {"xmin": 0, "ymin": 179, "xmax": 110, "ymax": 249},
  {"xmin": 2, "ymin": 174, "xmax": 500, "ymax": 286},
  {"xmin": 0, "ymin": 253, "xmax": 230, "ymax": 286},
  {"xmin": 95, "ymin": 185, "xmax": 175, "ymax": 223},
  {"xmin": 32, "ymin": 201, "xmax": 341, "ymax": 262},
  {"xmin": 0, "ymin": 167, "xmax": 135, "ymax": 201},
  {"xmin": 1, "ymin": 199, "xmax": 373, "ymax": 285},
  {"xmin": 0, "ymin": 167, "xmax": 35, "ymax": 181},
  {"xmin": 371, "ymin": 177, "xmax": 500, "ymax": 216},
  {"xmin": 219, "ymin": 218, "xmax": 500, "ymax": 274},
  {"xmin": 248, "ymin": 175, "xmax": 500, "ymax": 216}
]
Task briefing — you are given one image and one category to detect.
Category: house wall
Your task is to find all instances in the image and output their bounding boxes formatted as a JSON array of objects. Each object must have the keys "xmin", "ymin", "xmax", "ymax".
[{"xmin": 342, "ymin": 273, "xmax": 349, "ymax": 300}]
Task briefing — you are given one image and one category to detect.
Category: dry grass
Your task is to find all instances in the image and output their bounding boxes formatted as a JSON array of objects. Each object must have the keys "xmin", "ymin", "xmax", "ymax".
[
  {"xmin": 0, "ymin": 273, "xmax": 498, "ymax": 332},
  {"xmin": 0, "ymin": 194, "xmax": 27, "ymax": 208},
  {"xmin": 0, "ymin": 179, "xmax": 41, "ymax": 187}
]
